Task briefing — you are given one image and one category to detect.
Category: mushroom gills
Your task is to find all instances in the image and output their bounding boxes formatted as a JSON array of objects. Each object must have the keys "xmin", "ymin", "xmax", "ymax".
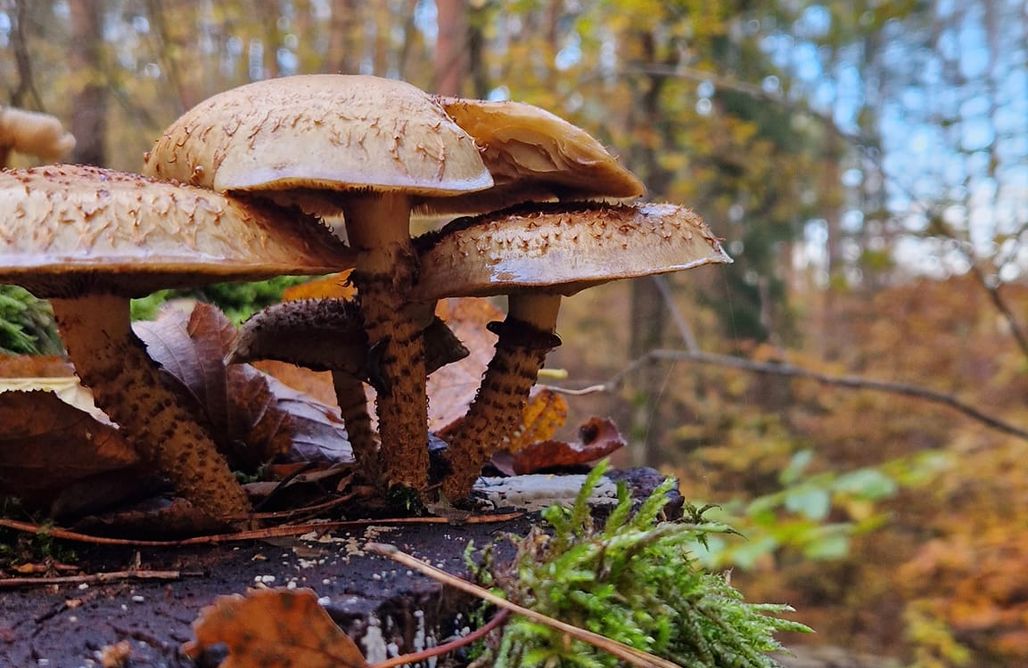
[{"xmin": 50, "ymin": 294, "xmax": 250, "ymax": 521}]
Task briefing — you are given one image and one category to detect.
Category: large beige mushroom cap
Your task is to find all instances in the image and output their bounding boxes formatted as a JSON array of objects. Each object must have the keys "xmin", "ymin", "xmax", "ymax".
[
  {"xmin": 429, "ymin": 98, "xmax": 645, "ymax": 213},
  {"xmin": 413, "ymin": 202, "xmax": 730, "ymax": 300},
  {"xmin": 142, "ymin": 75, "xmax": 493, "ymax": 197},
  {"xmin": 0, "ymin": 165, "xmax": 353, "ymax": 297}
]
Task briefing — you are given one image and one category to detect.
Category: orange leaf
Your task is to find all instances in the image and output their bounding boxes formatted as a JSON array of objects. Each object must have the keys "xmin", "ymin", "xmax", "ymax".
[
  {"xmin": 506, "ymin": 388, "xmax": 569, "ymax": 453},
  {"xmin": 282, "ymin": 270, "xmax": 356, "ymax": 301},
  {"xmin": 184, "ymin": 588, "xmax": 367, "ymax": 668},
  {"xmin": 492, "ymin": 417, "xmax": 626, "ymax": 475},
  {"xmin": 428, "ymin": 297, "xmax": 504, "ymax": 432},
  {"xmin": 254, "ymin": 360, "xmax": 338, "ymax": 408}
]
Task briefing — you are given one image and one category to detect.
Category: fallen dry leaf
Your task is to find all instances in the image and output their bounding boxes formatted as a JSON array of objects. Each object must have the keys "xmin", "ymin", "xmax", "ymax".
[
  {"xmin": 184, "ymin": 588, "xmax": 368, "ymax": 668},
  {"xmin": 491, "ymin": 417, "xmax": 626, "ymax": 476},
  {"xmin": 253, "ymin": 360, "xmax": 337, "ymax": 407},
  {"xmin": 135, "ymin": 303, "xmax": 352, "ymax": 469},
  {"xmin": 0, "ymin": 389, "xmax": 139, "ymax": 499},
  {"xmin": 505, "ymin": 388, "xmax": 569, "ymax": 453},
  {"xmin": 0, "ymin": 355, "xmax": 107, "ymax": 422},
  {"xmin": 428, "ymin": 297, "xmax": 504, "ymax": 432},
  {"xmin": 282, "ymin": 270, "xmax": 356, "ymax": 301}
]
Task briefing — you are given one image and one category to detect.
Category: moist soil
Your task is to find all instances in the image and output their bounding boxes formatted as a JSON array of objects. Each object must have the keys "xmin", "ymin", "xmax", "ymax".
[{"xmin": 1, "ymin": 468, "xmax": 673, "ymax": 668}]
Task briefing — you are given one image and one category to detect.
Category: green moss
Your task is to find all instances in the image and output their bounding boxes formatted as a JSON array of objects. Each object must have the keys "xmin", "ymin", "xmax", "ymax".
[
  {"xmin": 0, "ymin": 285, "xmax": 62, "ymax": 355},
  {"xmin": 130, "ymin": 276, "xmax": 314, "ymax": 324},
  {"xmin": 471, "ymin": 462, "xmax": 810, "ymax": 667}
]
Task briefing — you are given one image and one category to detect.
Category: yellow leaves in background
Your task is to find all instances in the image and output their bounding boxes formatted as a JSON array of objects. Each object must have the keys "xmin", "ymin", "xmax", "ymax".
[
  {"xmin": 506, "ymin": 388, "xmax": 569, "ymax": 453},
  {"xmin": 282, "ymin": 270, "xmax": 356, "ymax": 302}
]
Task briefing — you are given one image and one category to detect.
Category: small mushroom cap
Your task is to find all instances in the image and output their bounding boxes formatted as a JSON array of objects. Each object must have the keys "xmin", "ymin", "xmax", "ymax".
[
  {"xmin": 0, "ymin": 165, "xmax": 353, "ymax": 298},
  {"xmin": 0, "ymin": 107, "xmax": 76, "ymax": 162},
  {"xmin": 143, "ymin": 75, "xmax": 493, "ymax": 197},
  {"xmin": 426, "ymin": 97, "xmax": 644, "ymax": 213},
  {"xmin": 412, "ymin": 202, "xmax": 731, "ymax": 300},
  {"xmin": 230, "ymin": 298, "xmax": 468, "ymax": 378}
]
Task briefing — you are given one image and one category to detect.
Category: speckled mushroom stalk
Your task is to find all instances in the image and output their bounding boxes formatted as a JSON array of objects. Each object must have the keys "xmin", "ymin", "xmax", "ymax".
[
  {"xmin": 51, "ymin": 294, "xmax": 250, "ymax": 518},
  {"xmin": 0, "ymin": 165, "xmax": 353, "ymax": 523},
  {"xmin": 341, "ymin": 192, "xmax": 430, "ymax": 492},
  {"xmin": 230, "ymin": 295, "xmax": 469, "ymax": 483},
  {"xmin": 412, "ymin": 203, "xmax": 733, "ymax": 501},
  {"xmin": 440, "ymin": 293, "xmax": 563, "ymax": 499}
]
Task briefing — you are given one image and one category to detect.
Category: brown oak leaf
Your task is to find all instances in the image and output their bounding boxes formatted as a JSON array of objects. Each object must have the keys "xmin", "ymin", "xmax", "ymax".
[
  {"xmin": 492, "ymin": 417, "xmax": 626, "ymax": 476},
  {"xmin": 184, "ymin": 588, "xmax": 367, "ymax": 668}
]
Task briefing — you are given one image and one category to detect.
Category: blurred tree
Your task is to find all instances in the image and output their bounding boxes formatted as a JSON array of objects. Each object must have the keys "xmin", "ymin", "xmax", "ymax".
[{"xmin": 68, "ymin": 0, "xmax": 107, "ymax": 166}]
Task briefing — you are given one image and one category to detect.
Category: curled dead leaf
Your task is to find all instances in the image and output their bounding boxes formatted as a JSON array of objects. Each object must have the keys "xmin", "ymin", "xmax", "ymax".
[
  {"xmin": 491, "ymin": 417, "xmax": 626, "ymax": 476},
  {"xmin": 134, "ymin": 303, "xmax": 352, "ymax": 469},
  {"xmin": 428, "ymin": 297, "xmax": 504, "ymax": 432},
  {"xmin": 185, "ymin": 588, "xmax": 367, "ymax": 668}
]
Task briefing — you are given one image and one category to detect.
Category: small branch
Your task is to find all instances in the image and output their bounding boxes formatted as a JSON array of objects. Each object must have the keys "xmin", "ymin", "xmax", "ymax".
[
  {"xmin": 0, "ymin": 569, "xmax": 184, "ymax": 589},
  {"xmin": 366, "ymin": 542, "xmax": 680, "ymax": 668},
  {"xmin": 650, "ymin": 275, "xmax": 698, "ymax": 353},
  {"xmin": 543, "ymin": 349, "xmax": 1028, "ymax": 442},
  {"xmin": 968, "ymin": 263, "xmax": 1028, "ymax": 362},
  {"xmin": 371, "ymin": 609, "xmax": 510, "ymax": 668},
  {"xmin": 0, "ymin": 512, "xmax": 524, "ymax": 548}
]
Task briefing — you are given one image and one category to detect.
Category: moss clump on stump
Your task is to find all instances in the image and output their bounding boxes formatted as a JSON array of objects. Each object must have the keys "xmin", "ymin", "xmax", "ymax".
[{"xmin": 469, "ymin": 461, "xmax": 811, "ymax": 667}]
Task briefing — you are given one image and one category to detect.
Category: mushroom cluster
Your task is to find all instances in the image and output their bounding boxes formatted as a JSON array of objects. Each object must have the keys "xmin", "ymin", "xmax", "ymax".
[{"xmin": 3, "ymin": 75, "xmax": 729, "ymax": 521}]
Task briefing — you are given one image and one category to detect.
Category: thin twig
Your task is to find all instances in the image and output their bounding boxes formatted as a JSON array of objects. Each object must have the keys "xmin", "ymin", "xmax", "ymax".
[
  {"xmin": 542, "ymin": 348, "xmax": 1028, "ymax": 442},
  {"xmin": 968, "ymin": 263, "xmax": 1028, "ymax": 362},
  {"xmin": 370, "ymin": 609, "xmax": 510, "ymax": 668},
  {"xmin": 247, "ymin": 492, "xmax": 356, "ymax": 523},
  {"xmin": 366, "ymin": 542, "xmax": 680, "ymax": 668},
  {"xmin": 650, "ymin": 275, "xmax": 698, "ymax": 353},
  {"xmin": 0, "ymin": 569, "xmax": 184, "ymax": 589},
  {"xmin": 0, "ymin": 512, "xmax": 524, "ymax": 548}
]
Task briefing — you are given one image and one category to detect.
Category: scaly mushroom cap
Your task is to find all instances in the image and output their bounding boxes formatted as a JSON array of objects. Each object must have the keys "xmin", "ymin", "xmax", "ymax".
[
  {"xmin": 142, "ymin": 75, "xmax": 493, "ymax": 197},
  {"xmin": 0, "ymin": 165, "xmax": 353, "ymax": 298},
  {"xmin": 427, "ymin": 98, "xmax": 644, "ymax": 213},
  {"xmin": 413, "ymin": 202, "xmax": 731, "ymax": 300}
]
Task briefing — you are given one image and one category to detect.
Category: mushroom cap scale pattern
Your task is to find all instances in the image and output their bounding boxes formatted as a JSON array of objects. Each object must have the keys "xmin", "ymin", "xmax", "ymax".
[
  {"xmin": 413, "ymin": 202, "xmax": 732, "ymax": 300},
  {"xmin": 0, "ymin": 165, "xmax": 353, "ymax": 298},
  {"xmin": 143, "ymin": 75, "xmax": 493, "ymax": 198}
]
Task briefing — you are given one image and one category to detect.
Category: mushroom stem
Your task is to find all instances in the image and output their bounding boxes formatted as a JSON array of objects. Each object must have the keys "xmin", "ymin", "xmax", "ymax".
[
  {"xmin": 441, "ymin": 293, "xmax": 562, "ymax": 501},
  {"xmin": 343, "ymin": 192, "xmax": 429, "ymax": 493},
  {"xmin": 50, "ymin": 294, "xmax": 250, "ymax": 521},
  {"xmin": 331, "ymin": 370, "xmax": 380, "ymax": 479}
]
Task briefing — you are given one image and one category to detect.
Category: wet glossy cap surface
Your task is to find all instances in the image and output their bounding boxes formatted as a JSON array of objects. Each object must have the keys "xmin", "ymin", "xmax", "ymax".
[
  {"xmin": 0, "ymin": 165, "xmax": 354, "ymax": 297},
  {"xmin": 143, "ymin": 75, "xmax": 493, "ymax": 198},
  {"xmin": 413, "ymin": 202, "xmax": 731, "ymax": 299}
]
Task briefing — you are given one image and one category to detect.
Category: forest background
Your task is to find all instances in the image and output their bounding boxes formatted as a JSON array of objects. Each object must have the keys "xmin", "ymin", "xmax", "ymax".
[{"xmin": 0, "ymin": 0, "xmax": 1026, "ymax": 665}]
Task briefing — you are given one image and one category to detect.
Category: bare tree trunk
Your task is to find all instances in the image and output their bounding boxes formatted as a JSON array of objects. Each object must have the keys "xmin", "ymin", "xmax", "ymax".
[
  {"xmin": 372, "ymin": 1, "xmax": 390, "ymax": 76},
  {"xmin": 259, "ymin": 0, "xmax": 281, "ymax": 79},
  {"xmin": 68, "ymin": 0, "xmax": 107, "ymax": 166},
  {"xmin": 467, "ymin": 3, "xmax": 489, "ymax": 99},
  {"xmin": 324, "ymin": 0, "xmax": 359, "ymax": 74},
  {"xmin": 10, "ymin": 0, "xmax": 44, "ymax": 110},
  {"xmin": 435, "ymin": 0, "xmax": 467, "ymax": 96}
]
